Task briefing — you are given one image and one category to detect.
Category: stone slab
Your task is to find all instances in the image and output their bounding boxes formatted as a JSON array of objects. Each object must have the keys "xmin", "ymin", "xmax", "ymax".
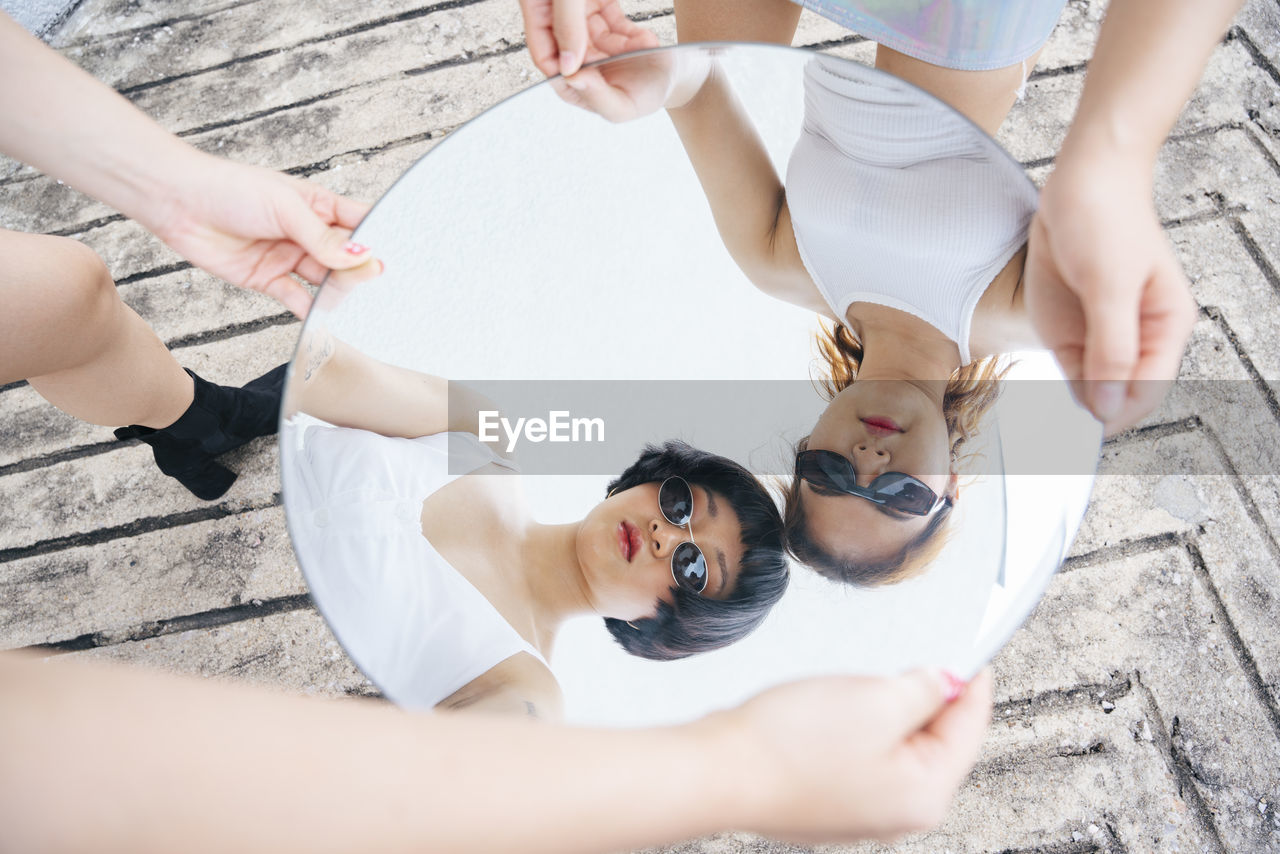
[
  {"xmin": 0, "ymin": 504, "xmax": 302, "ymax": 649},
  {"xmin": 64, "ymin": 606, "xmax": 372, "ymax": 696},
  {"xmin": 998, "ymin": 544, "xmax": 1280, "ymax": 852}
]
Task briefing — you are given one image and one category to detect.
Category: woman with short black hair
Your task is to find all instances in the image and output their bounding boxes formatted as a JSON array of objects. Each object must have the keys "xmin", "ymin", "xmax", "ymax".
[{"xmin": 285, "ymin": 327, "xmax": 788, "ymax": 719}]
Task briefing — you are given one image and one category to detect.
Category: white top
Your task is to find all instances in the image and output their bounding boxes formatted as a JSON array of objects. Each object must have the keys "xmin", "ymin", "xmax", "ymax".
[
  {"xmin": 285, "ymin": 425, "xmax": 547, "ymax": 710},
  {"xmin": 785, "ymin": 57, "xmax": 1037, "ymax": 363}
]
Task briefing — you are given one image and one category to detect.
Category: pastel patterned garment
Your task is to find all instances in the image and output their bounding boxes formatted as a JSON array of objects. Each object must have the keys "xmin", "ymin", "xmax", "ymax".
[{"xmin": 791, "ymin": 0, "xmax": 1068, "ymax": 70}]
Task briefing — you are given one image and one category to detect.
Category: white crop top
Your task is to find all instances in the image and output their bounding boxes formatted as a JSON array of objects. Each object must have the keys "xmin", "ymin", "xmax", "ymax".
[
  {"xmin": 284, "ymin": 425, "xmax": 547, "ymax": 710},
  {"xmin": 785, "ymin": 57, "xmax": 1037, "ymax": 363}
]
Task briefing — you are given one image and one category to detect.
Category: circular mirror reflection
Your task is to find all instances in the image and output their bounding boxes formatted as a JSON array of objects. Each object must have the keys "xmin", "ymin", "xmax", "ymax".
[{"xmin": 280, "ymin": 43, "xmax": 1101, "ymax": 725}]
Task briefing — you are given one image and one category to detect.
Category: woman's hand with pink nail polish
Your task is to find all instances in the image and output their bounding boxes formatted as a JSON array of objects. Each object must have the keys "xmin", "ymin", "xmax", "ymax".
[
  {"xmin": 697, "ymin": 668, "xmax": 993, "ymax": 844},
  {"xmin": 144, "ymin": 152, "xmax": 383, "ymax": 319}
]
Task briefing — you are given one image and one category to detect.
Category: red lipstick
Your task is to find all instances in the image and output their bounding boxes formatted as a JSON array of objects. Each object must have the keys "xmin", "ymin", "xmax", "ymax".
[
  {"xmin": 617, "ymin": 521, "xmax": 641, "ymax": 562},
  {"xmin": 861, "ymin": 416, "xmax": 902, "ymax": 437}
]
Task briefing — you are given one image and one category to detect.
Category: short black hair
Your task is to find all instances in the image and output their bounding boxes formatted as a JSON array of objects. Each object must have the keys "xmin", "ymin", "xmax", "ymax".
[{"xmin": 603, "ymin": 440, "xmax": 789, "ymax": 660}]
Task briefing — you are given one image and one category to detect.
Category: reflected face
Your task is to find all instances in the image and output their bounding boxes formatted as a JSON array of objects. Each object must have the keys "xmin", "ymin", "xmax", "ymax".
[
  {"xmin": 801, "ymin": 380, "xmax": 957, "ymax": 566},
  {"xmin": 577, "ymin": 481, "xmax": 744, "ymax": 621}
]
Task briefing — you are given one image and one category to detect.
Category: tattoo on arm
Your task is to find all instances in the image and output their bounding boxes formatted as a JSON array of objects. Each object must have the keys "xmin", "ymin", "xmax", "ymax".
[
  {"xmin": 524, "ymin": 701, "xmax": 538, "ymax": 719},
  {"xmin": 302, "ymin": 333, "xmax": 334, "ymax": 382}
]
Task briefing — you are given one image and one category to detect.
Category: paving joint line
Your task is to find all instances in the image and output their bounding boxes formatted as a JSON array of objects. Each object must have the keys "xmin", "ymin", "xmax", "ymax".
[
  {"xmin": 1130, "ymin": 672, "xmax": 1230, "ymax": 853},
  {"xmin": 994, "ymin": 673, "xmax": 1133, "ymax": 720},
  {"xmin": 35, "ymin": 0, "xmax": 89, "ymax": 40},
  {"xmin": 1165, "ymin": 205, "xmax": 1248, "ymax": 231},
  {"xmin": 808, "ymin": 33, "xmax": 868, "ymax": 51},
  {"xmin": 1227, "ymin": 215, "xmax": 1280, "ymax": 304},
  {"xmin": 1102, "ymin": 415, "xmax": 1202, "ymax": 449},
  {"xmin": 163, "ymin": 311, "xmax": 298, "ymax": 350},
  {"xmin": 1242, "ymin": 125, "xmax": 1280, "ymax": 180},
  {"xmin": 1061, "ymin": 532, "xmax": 1184, "ymax": 573},
  {"xmin": 990, "ymin": 842, "xmax": 1105, "ymax": 854},
  {"xmin": 1182, "ymin": 538, "xmax": 1280, "ymax": 740},
  {"xmin": 45, "ymin": 212, "xmax": 126, "ymax": 237},
  {"xmin": 1100, "ymin": 814, "xmax": 1130, "ymax": 854},
  {"xmin": 174, "ymin": 38, "xmax": 524, "ymax": 140},
  {"xmin": 24, "ymin": 592, "xmax": 314, "ymax": 654},
  {"xmin": 54, "ymin": 0, "xmax": 263, "ymax": 49},
  {"xmin": 401, "ymin": 40, "xmax": 527, "ymax": 77},
  {"xmin": 284, "ymin": 127, "xmax": 451, "ymax": 178},
  {"xmin": 1026, "ymin": 61, "xmax": 1087, "ymax": 82},
  {"xmin": 1229, "ymin": 26, "xmax": 1280, "ymax": 89},
  {"xmin": 1197, "ymin": 418, "xmax": 1280, "ymax": 568},
  {"xmin": 1200, "ymin": 304, "xmax": 1280, "ymax": 426},
  {"xmin": 116, "ymin": 0, "xmax": 492, "ymax": 96},
  {"xmin": 0, "ymin": 495, "xmax": 282, "ymax": 564},
  {"xmin": 114, "ymin": 261, "xmax": 193, "ymax": 287},
  {"xmin": 0, "ymin": 438, "xmax": 123, "ymax": 479}
]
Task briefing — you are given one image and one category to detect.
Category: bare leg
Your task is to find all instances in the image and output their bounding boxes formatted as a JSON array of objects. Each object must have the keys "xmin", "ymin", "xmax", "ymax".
[
  {"xmin": 874, "ymin": 44, "xmax": 1047, "ymax": 137},
  {"xmin": 0, "ymin": 228, "xmax": 193, "ymax": 428}
]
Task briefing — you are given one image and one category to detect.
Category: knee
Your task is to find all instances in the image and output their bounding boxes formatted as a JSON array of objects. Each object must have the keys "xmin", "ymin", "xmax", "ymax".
[{"xmin": 50, "ymin": 238, "xmax": 121, "ymax": 332}]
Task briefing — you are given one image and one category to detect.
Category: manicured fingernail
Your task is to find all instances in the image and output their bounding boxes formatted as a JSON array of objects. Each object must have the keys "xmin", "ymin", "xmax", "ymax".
[
  {"xmin": 343, "ymin": 241, "xmax": 369, "ymax": 255},
  {"xmin": 1094, "ymin": 381, "xmax": 1125, "ymax": 420},
  {"xmin": 942, "ymin": 670, "xmax": 965, "ymax": 703},
  {"xmin": 559, "ymin": 51, "xmax": 578, "ymax": 77},
  {"xmin": 376, "ymin": 259, "xmax": 386, "ymax": 275}
]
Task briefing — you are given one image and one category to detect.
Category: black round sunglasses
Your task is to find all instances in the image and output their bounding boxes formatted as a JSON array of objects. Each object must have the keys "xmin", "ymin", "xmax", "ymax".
[
  {"xmin": 657, "ymin": 476, "xmax": 709, "ymax": 595},
  {"xmin": 795, "ymin": 449, "xmax": 949, "ymax": 517}
]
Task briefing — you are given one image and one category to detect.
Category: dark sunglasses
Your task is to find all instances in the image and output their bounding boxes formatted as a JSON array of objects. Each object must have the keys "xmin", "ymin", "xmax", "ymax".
[
  {"xmin": 795, "ymin": 449, "xmax": 949, "ymax": 517},
  {"xmin": 657, "ymin": 476, "xmax": 709, "ymax": 595}
]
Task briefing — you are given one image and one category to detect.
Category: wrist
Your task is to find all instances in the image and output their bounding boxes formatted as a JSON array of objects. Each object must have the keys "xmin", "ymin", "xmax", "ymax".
[
  {"xmin": 1058, "ymin": 107, "xmax": 1160, "ymax": 174},
  {"xmin": 130, "ymin": 147, "xmax": 223, "ymax": 242},
  {"xmin": 674, "ymin": 707, "xmax": 773, "ymax": 832}
]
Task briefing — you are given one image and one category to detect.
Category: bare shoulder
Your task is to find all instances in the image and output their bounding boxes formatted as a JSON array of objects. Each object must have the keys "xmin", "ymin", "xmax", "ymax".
[{"xmin": 434, "ymin": 652, "xmax": 564, "ymax": 721}]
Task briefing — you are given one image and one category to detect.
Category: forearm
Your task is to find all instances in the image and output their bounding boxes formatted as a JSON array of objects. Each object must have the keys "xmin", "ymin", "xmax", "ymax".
[
  {"xmin": 290, "ymin": 328, "xmax": 505, "ymax": 442},
  {"xmin": 0, "ymin": 12, "xmax": 202, "ymax": 229},
  {"xmin": 0, "ymin": 653, "xmax": 746, "ymax": 854},
  {"xmin": 1061, "ymin": 0, "xmax": 1244, "ymax": 165}
]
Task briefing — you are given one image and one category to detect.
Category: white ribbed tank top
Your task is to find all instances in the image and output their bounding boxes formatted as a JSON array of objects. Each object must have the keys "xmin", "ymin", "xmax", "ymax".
[{"xmin": 785, "ymin": 57, "xmax": 1037, "ymax": 363}]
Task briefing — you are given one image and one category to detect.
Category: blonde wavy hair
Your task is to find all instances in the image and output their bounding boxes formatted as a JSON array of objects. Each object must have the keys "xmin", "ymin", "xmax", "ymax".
[{"xmin": 782, "ymin": 320, "xmax": 1010, "ymax": 587}]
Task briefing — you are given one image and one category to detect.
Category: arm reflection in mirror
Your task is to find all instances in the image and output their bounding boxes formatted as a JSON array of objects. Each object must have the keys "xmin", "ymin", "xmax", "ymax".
[{"xmin": 283, "ymin": 326, "xmax": 788, "ymax": 719}]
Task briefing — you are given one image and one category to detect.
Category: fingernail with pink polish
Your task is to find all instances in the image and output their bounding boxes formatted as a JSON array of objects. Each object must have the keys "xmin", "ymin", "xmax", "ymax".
[
  {"xmin": 343, "ymin": 241, "xmax": 369, "ymax": 255},
  {"xmin": 942, "ymin": 671, "xmax": 965, "ymax": 703}
]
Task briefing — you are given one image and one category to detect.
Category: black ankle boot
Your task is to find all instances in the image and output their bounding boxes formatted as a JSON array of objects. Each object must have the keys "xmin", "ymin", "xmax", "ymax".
[{"xmin": 114, "ymin": 363, "xmax": 288, "ymax": 500}]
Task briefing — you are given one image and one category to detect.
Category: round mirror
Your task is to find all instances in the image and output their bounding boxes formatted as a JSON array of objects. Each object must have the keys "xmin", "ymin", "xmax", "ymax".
[{"xmin": 280, "ymin": 43, "xmax": 1101, "ymax": 725}]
